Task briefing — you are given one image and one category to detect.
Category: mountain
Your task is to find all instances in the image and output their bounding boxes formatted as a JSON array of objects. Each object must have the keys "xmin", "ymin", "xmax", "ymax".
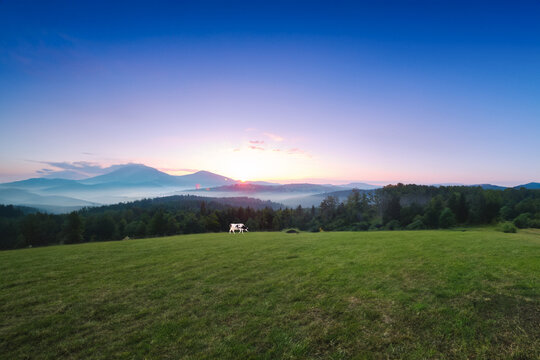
[
  {"xmin": 340, "ymin": 182, "xmax": 381, "ymax": 190},
  {"xmin": 195, "ymin": 183, "xmax": 342, "ymax": 194},
  {"xmin": 471, "ymin": 184, "xmax": 508, "ymax": 190},
  {"xmin": 0, "ymin": 165, "xmax": 240, "ymax": 211},
  {"xmin": 1, "ymin": 178, "xmax": 79, "ymax": 190},
  {"xmin": 81, "ymin": 164, "xmax": 177, "ymax": 186},
  {"xmin": 281, "ymin": 188, "xmax": 375, "ymax": 207},
  {"xmin": 174, "ymin": 170, "xmax": 237, "ymax": 188},
  {"xmin": 432, "ymin": 183, "xmax": 465, "ymax": 187},
  {"xmin": 186, "ymin": 183, "xmax": 350, "ymax": 207},
  {"xmin": 3, "ymin": 163, "xmax": 537, "ymax": 212},
  {"xmin": 81, "ymin": 164, "xmax": 236, "ymax": 188},
  {"xmin": 0, "ymin": 188, "xmax": 99, "ymax": 213},
  {"xmin": 244, "ymin": 180, "xmax": 280, "ymax": 186},
  {"xmin": 514, "ymin": 182, "xmax": 540, "ymax": 189}
]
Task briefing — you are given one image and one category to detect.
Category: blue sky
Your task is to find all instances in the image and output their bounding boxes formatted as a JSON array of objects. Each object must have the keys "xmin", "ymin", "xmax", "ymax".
[{"xmin": 1, "ymin": 1, "xmax": 539, "ymax": 184}]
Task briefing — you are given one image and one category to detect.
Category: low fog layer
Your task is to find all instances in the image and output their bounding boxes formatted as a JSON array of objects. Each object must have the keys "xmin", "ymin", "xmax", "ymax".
[{"xmin": 0, "ymin": 164, "xmax": 379, "ymax": 213}]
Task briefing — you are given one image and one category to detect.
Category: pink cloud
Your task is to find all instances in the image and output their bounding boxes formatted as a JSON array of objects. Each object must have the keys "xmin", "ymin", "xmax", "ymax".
[
  {"xmin": 270, "ymin": 147, "xmax": 312, "ymax": 157},
  {"xmin": 287, "ymin": 148, "xmax": 312, "ymax": 157},
  {"xmin": 249, "ymin": 145, "xmax": 265, "ymax": 151},
  {"xmin": 264, "ymin": 132, "xmax": 284, "ymax": 142},
  {"xmin": 249, "ymin": 140, "xmax": 265, "ymax": 144}
]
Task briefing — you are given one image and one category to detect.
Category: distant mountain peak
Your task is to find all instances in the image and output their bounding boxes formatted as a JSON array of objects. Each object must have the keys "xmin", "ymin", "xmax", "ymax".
[
  {"xmin": 514, "ymin": 182, "xmax": 540, "ymax": 189},
  {"xmin": 80, "ymin": 163, "xmax": 173, "ymax": 185},
  {"xmin": 470, "ymin": 184, "xmax": 507, "ymax": 190}
]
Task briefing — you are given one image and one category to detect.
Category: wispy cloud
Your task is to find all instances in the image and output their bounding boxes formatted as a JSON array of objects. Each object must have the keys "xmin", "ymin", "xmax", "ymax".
[
  {"xmin": 264, "ymin": 132, "xmax": 284, "ymax": 142},
  {"xmin": 249, "ymin": 140, "xmax": 264, "ymax": 144},
  {"xmin": 249, "ymin": 145, "xmax": 265, "ymax": 151},
  {"xmin": 28, "ymin": 160, "xmax": 111, "ymax": 179},
  {"xmin": 32, "ymin": 160, "xmax": 106, "ymax": 174},
  {"xmin": 287, "ymin": 148, "xmax": 312, "ymax": 157},
  {"xmin": 269, "ymin": 147, "xmax": 312, "ymax": 157}
]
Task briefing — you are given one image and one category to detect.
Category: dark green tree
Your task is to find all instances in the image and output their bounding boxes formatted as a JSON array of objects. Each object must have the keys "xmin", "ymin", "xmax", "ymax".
[
  {"xmin": 382, "ymin": 195, "xmax": 401, "ymax": 224},
  {"xmin": 150, "ymin": 211, "xmax": 167, "ymax": 236},
  {"xmin": 439, "ymin": 208, "xmax": 456, "ymax": 228},
  {"xmin": 424, "ymin": 196, "xmax": 444, "ymax": 228},
  {"xmin": 63, "ymin": 211, "xmax": 84, "ymax": 244},
  {"xmin": 513, "ymin": 213, "xmax": 531, "ymax": 229},
  {"xmin": 320, "ymin": 196, "xmax": 338, "ymax": 223}
]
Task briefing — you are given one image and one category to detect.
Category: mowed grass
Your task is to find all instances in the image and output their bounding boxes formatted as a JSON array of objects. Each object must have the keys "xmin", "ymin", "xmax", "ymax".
[{"xmin": 0, "ymin": 229, "xmax": 539, "ymax": 359}]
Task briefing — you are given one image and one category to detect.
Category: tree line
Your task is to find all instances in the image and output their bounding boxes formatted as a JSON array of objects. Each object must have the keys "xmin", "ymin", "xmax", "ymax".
[{"xmin": 1, "ymin": 185, "xmax": 540, "ymax": 250}]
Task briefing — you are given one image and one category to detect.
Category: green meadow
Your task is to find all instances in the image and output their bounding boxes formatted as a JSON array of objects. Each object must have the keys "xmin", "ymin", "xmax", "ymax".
[{"xmin": 1, "ymin": 229, "xmax": 538, "ymax": 359}]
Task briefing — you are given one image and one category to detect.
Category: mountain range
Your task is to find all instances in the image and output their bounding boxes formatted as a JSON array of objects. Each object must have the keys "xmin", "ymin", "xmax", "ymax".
[
  {"xmin": 0, "ymin": 164, "xmax": 379, "ymax": 212},
  {"xmin": 0, "ymin": 163, "xmax": 538, "ymax": 213}
]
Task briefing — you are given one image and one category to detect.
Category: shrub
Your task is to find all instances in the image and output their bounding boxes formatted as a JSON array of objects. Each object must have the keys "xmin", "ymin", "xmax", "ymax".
[
  {"xmin": 529, "ymin": 219, "xmax": 540, "ymax": 229},
  {"xmin": 513, "ymin": 213, "xmax": 531, "ymax": 229},
  {"xmin": 352, "ymin": 221, "xmax": 370, "ymax": 231},
  {"xmin": 385, "ymin": 220, "xmax": 401, "ymax": 230},
  {"xmin": 284, "ymin": 228, "xmax": 300, "ymax": 234},
  {"xmin": 368, "ymin": 219, "xmax": 383, "ymax": 231},
  {"xmin": 499, "ymin": 222, "xmax": 517, "ymax": 233},
  {"xmin": 406, "ymin": 218, "xmax": 426, "ymax": 230}
]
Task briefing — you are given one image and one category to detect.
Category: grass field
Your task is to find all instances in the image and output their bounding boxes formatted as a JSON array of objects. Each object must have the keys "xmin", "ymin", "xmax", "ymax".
[{"xmin": 1, "ymin": 229, "xmax": 539, "ymax": 359}]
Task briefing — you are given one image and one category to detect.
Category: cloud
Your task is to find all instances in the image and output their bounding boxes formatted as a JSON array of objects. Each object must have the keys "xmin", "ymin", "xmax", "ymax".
[
  {"xmin": 287, "ymin": 148, "xmax": 311, "ymax": 157},
  {"xmin": 29, "ymin": 160, "xmax": 111, "ymax": 179},
  {"xmin": 249, "ymin": 140, "xmax": 265, "ymax": 144},
  {"xmin": 31, "ymin": 160, "xmax": 106, "ymax": 173},
  {"xmin": 249, "ymin": 145, "xmax": 265, "ymax": 151},
  {"xmin": 270, "ymin": 147, "xmax": 312, "ymax": 157},
  {"xmin": 264, "ymin": 132, "xmax": 285, "ymax": 142},
  {"xmin": 30, "ymin": 160, "xmax": 205, "ymax": 179}
]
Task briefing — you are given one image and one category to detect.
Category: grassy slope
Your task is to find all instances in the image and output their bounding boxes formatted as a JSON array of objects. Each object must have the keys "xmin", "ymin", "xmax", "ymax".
[{"xmin": 0, "ymin": 229, "xmax": 538, "ymax": 359}]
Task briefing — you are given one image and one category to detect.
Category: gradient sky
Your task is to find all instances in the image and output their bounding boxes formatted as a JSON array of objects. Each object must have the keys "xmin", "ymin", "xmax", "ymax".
[{"xmin": 1, "ymin": 0, "xmax": 539, "ymax": 185}]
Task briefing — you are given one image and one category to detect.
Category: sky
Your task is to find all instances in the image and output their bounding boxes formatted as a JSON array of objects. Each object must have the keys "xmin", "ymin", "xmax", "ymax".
[{"xmin": 1, "ymin": 0, "xmax": 539, "ymax": 185}]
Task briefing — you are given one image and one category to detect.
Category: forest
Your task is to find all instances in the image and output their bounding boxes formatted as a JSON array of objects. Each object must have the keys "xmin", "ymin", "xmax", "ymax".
[{"xmin": 1, "ymin": 184, "xmax": 540, "ymax": 250}]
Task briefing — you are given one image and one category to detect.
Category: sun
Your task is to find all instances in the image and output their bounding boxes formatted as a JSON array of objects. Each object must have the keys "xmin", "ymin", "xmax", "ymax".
[{"xmin": 231, "ymin": 167, "xmax": 254, "ymax": 183}]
